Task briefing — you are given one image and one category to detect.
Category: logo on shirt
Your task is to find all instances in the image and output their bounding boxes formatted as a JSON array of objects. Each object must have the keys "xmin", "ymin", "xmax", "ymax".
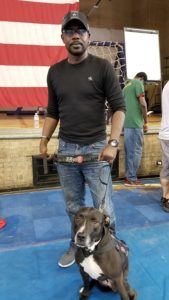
[
  {"xmin": 72, "ymin": 12, "xmax": 78, "ymax": 17},
  {"xmin": 88, "ymin": 76, "xmax": 93, "ymax": 81}
]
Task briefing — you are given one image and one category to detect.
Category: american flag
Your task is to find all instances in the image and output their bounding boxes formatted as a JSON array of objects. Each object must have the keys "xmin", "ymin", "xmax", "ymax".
[{"xmin": 0, "ymin": 0, "xmax": 79, "ymax": 108}]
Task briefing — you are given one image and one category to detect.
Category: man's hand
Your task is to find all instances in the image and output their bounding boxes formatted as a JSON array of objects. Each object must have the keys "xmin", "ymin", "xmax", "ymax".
[
  {"xmin": 143, "ymin": 123, "xmax": 149, "ymax": 133},
  {"xmin": 39, "ymin": 137, "xmax": 53, "ymax": 160},
  {"xmin": 39, "ymin": 117, "xmax": 58, "ymax": 159},
  {"xmin": 98, "ymin": 144, "xmax": 118, "ymax": 164}
]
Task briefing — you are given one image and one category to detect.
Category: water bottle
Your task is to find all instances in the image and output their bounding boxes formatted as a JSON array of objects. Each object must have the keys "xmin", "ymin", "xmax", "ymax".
[{"xmin": 34, "ymin": 112, "xmax": 39, "ymax": 128}]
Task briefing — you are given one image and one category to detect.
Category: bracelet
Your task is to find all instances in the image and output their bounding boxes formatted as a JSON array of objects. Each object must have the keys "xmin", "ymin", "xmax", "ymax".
[{"xmin": 41, "ymin": 135, "xmax": 50, "ymax": 141}]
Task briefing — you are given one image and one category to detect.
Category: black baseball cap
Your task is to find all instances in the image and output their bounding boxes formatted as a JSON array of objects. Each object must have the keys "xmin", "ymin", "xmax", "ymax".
[{"xmin": 61, "ymin": 11, "xmax": 89, "ymax": 32}]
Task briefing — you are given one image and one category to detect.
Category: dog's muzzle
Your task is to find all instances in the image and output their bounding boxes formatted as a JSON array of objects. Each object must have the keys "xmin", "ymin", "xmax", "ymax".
[{"xmin": 75, "ymin": 231, "xmax": 89, "ymax": 247}]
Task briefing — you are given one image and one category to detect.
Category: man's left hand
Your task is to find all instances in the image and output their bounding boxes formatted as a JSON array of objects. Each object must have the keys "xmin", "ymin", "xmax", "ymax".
[{"xmin": 98, "ymin": 144, "xmax": 118, "ymax": 164}]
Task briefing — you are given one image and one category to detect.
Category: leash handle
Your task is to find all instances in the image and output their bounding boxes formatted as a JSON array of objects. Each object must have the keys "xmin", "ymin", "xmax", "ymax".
[{"xmin": 54, "ymin": 154, "xmax": 99, "ymax": 163}]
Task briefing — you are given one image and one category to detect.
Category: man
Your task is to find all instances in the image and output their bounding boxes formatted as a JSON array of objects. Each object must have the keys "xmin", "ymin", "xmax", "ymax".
[
  {"xmin": 40, "ymin": 11, "xmax": 125, "ymax": 268},
  {"xmin": 123, "ymin": 72, "xmax": 148, "ymax": 186},
  {"xmin": 159, "ymin": 81, "xmax": 169, "ymax": 212}
]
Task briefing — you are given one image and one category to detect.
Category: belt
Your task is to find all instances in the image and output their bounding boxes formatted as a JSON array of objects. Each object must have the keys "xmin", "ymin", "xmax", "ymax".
[{"xmin": 54, "ymin": 154, "xmax": 99, "ymax": 164}]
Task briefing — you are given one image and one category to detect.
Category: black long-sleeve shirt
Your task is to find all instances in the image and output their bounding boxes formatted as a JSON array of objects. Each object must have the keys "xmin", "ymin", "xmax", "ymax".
[{"xmin": 47, "ymin": 54, "xmax": 125, "ymax": 144}]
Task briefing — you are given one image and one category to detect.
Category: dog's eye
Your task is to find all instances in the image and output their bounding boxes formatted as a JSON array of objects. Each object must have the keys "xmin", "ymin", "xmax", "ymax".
[{"xmin": 75, "ymin": 214, "xmax": 84, "ymax": 222}]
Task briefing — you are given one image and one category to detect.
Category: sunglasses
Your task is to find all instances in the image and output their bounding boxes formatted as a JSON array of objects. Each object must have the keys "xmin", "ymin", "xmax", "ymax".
[{"xmin": 62, "ymin": 28, "xmax": 88, "ymax": 36}]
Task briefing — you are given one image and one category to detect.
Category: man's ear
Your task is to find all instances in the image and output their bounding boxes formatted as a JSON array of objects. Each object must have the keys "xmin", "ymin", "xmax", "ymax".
[{"xmin": 61, "ymin": 34, "xmax": 64, "ymax": 42}]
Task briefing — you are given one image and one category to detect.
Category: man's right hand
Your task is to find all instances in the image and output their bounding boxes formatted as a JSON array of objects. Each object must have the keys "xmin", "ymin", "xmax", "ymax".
[
  {"xmin": 40, "ymin": 137, "xmax": 54, "ymax": 160},
  {"xmin": 39, "ymin": 116, "xmax": 58, "ymax": 158}
]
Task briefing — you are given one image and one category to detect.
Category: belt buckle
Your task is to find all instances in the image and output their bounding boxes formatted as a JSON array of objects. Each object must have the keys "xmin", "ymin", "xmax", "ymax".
[{"xmin": 65, "ymin": 156, "xmax": 74, "ymax": 163}]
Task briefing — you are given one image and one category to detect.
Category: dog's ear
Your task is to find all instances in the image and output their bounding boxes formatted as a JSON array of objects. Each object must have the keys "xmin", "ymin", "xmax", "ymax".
[
  {"xmin": 103, "ymin": 213, "xmax": 110, "ymax": 227},
  {"xmin": 99, "ymin": 208, "xmax": 110, "ymax": 227}
]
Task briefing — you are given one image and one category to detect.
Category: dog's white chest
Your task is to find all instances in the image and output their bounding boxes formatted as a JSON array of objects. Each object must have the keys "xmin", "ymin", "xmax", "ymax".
[{"xmin": 80, "ymin": 255, "xmax": 103, "ymax": 279}]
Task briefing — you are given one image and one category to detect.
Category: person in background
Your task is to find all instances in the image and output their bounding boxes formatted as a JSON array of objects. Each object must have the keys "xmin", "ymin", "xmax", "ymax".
[
  {"xmin": 39, "ymin": 11, "xmax": 126, "ymax": 268},
  {"xmin": 159, "ymin": 81, "xmax": 169, "ymax": 212},
  {"xmin": 123, "ymin": 72, "xmax": 148, "ymax": 186}
]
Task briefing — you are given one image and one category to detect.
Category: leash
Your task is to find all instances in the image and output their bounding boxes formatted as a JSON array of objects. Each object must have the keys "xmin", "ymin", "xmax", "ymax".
[
  {"xmin": 98, "ymin": 162, "xmax": 114, "ymax": 212},
  {"xmin": 54, "ymin": 154, "xmax": 99, "ymax": 163},
  {"xmin": 41, "ymin": 154, "xmax": 100, "ymax": 175}
]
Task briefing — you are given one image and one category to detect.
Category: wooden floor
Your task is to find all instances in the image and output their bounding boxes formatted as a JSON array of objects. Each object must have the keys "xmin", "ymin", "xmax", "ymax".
[
  {"xmin": 0, "ymin": 112, "xmax": 161, "ymax": 129},
  {"xmin": 0, "ymin": 112, "xmax": 46, "ymax": 129}
]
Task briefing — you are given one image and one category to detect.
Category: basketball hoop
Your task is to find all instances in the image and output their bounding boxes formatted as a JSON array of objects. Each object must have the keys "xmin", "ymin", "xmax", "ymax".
[{"xmin": 0, "ymin": 218, "xmax": 7, "ymax": 229}]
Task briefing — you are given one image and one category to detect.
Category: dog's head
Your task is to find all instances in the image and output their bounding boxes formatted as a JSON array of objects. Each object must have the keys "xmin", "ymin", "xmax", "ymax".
[{"xmin": 74, "ymin": 207, "xmax": 110, "ymax": 251}]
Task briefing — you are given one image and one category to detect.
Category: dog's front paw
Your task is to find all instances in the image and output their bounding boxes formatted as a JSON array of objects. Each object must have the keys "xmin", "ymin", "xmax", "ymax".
[
  {"xmin": 79, "ymin": 286, "xmax": 89, "ymax": 300},
  {"xmin": 129, "ymin": 289, "xmax": 137, "ymax": 300}
]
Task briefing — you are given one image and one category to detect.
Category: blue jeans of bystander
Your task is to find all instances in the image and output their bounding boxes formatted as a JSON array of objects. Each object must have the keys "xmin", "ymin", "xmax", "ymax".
[
  {"xmin": 55, "ymin": 139, "xmax": 116, "ymax": 236},
  {"xmin": 124, "ymin": 128, "xmax": 143, "ymax": 181}
]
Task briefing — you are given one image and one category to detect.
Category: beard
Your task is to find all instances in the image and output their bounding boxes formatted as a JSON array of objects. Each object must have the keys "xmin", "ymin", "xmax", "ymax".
[{"xmin": 68, "ymin": 42, "xmax": 86, "ymax": 56}]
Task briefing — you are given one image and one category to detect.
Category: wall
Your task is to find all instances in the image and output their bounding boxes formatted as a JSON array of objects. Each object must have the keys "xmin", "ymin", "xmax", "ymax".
[
  {"xmin": 0, "ymin": 128, "xmax": 162, "ymax": 191},
  {"xmin": 0, "ymin": 135, "xmax": 57, "ymax": 190},
  {"xmin": 107, "ymin": 127, "xmax": 162, "ymax": 178},
  {"xmin": 80, "ymin": 0, "xmax": 134, "ymax": 29},
  {"xmin": 80, "ymin": 0, "xmax": 169, "ymax": 81},
  {"xmin": 90, "ymin": 27, "xmax": 124, "ymax": 43}
]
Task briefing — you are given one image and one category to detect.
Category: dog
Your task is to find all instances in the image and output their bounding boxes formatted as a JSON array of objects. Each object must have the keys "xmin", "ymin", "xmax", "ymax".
[{"xmin": 73, "ymin": 207, "xmax": 137, "ymax": 300}]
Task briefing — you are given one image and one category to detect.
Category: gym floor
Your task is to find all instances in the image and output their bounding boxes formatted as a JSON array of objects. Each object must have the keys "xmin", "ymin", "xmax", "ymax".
[{"xmin": 0, "ymin": 179, "xmax": 169, "ymax": 300}]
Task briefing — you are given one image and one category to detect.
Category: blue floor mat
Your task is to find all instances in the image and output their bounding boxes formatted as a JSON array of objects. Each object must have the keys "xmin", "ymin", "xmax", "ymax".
[
  {"xmin": 0, "ymin": 181, "xmax": 169, "ymax": 300},
  {"xmin": 0, "ymin": 226, "xmax": 168, "ymax": 300}
]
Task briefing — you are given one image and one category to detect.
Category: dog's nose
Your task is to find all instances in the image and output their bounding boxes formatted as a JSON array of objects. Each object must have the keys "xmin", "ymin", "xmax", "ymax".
[{"xmin": 77, "ymin": 232, "xmax": 85, "ymax": 241}]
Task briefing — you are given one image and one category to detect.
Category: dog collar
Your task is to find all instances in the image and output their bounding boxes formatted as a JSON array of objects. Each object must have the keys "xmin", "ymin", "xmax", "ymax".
[
  {"xmin": 81, "ymin": 227, "xmax": 129, "ymax": 257},
  {"xmin": 81, "ymin": 227, "xmax": 115, "ymax": 256}
]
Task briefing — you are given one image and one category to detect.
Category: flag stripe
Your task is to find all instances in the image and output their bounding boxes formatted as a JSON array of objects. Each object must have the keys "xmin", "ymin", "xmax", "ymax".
[
  {"xmin": 0, "ymin": 87, "xmax": 48, "ymax": 107},
  {"xmin": 21, "ymin": 0, "xmax": 78, "ymax": 4},
  {"xmin": 0, "ymin": 66, "xmax": 50, "ymax": 87},
  {"xmin": 0, "ymin": 0, "xmax": 79, "ymax": 24},
  {"xmin": 0, "ymin": 0, "xmax": 79, "ymax": 108},
  {"xmin": 0, "ymin": 44, "xmax": 67, "ymax": 66},
  {"xmin": 0, "ymin": 22, "xmax": 63, "ymax": 46}
]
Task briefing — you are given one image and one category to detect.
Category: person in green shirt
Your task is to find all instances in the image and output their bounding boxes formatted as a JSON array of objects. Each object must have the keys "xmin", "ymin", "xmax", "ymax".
[{"xmin": 123, "ymin": 72, "xmax": 148, "ymax": 186}]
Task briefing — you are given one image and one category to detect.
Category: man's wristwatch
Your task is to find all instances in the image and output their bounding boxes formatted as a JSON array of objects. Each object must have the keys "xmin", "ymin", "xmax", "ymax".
[{"xmin": 108, "ymin": 139, "xmax": 119, "ymax": 147}]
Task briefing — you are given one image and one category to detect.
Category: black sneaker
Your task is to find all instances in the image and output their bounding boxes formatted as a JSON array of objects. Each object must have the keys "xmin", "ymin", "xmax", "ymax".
[{"xmin": 58, "ymin": 245, "xmax": 76, "ymax": 268}]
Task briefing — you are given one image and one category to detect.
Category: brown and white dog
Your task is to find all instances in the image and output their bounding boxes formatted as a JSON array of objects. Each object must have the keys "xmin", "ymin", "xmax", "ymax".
[{"xmin": 74, "ymin": 207, "xmax": 137, "ymax": 300}]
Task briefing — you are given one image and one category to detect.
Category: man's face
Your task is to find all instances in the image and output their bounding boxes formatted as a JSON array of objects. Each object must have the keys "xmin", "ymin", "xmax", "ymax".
[{"xmin": 61, "ymin": 20, "xmax": 90, "ymax": 56}]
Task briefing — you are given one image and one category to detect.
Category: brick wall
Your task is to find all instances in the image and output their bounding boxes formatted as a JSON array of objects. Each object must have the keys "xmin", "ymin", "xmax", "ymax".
[
  {"xmin": 0, "ymin": 129, "xmax": 162, "ymax": 191},
  {"xmin": 0, "ymin": 137, "xmax": 58, "ymax": 190},
  {"xmin": 118, "ymin": 133, "xmax": 162, "ymax": 178}
]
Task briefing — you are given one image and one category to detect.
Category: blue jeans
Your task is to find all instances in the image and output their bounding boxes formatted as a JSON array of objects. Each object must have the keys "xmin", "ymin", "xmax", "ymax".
[
  {"xmin": 55, "ymin": 139, "xmax": 116, "ymax": 237},
  {"xmin": 124, "ymin": 128, "xmax": 143, "ymax": 181}
]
